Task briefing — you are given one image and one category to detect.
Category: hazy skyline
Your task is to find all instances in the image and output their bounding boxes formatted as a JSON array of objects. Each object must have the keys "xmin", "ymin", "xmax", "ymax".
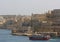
[{"xmin": 0, "ymin": 0, "xmax": 60, "ymax": 15}]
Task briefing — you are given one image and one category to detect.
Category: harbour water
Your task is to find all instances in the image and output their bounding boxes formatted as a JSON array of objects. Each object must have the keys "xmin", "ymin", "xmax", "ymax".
[{"xmin": 0, "ymin": 29, "xmax": 60, "ymax": 42}]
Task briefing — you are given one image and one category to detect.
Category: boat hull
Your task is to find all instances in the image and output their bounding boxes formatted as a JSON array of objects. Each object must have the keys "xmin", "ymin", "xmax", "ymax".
[{"xmin": 29, "ymin": 37, "xmax": 49, "ymax": 40}]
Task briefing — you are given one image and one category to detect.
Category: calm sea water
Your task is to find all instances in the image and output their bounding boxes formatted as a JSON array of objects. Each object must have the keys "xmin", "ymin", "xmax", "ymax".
[{"xmin": 0, "ymin": 29, "xmax": 60, "ymax": 42}]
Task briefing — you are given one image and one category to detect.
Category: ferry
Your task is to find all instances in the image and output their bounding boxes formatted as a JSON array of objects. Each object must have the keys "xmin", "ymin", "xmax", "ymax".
[{"xmin": 29, "ymin": 34, "xmax": 50, "ymax": 40}]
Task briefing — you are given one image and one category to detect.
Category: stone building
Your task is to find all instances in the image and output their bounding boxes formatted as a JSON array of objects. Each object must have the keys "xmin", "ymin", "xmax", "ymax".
[
  {"xmin": 46, "ymin": 9, "xmax": 60, "ymax": 36},
  {"xmin": 31, "ymin": 9, "xmax": 60, "ymax": 36},
  {"xmin": 31, "ymin": 14, "xmax": 48, "ymax": 32}
]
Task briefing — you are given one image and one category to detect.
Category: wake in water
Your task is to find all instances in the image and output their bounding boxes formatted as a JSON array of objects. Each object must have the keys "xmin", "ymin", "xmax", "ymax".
[{"xmin": 49, "ymin": 39, "xmax": 56, "ymax": 40}]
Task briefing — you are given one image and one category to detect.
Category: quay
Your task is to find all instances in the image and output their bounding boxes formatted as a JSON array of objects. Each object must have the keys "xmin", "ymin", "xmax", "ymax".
[
  {"xmin": 11, "ymin": 33, "xmax": 32, "ymax": 36},
  {"xmin": 11, "ymin": 30, "xmax": 59, "ymax": 37}
]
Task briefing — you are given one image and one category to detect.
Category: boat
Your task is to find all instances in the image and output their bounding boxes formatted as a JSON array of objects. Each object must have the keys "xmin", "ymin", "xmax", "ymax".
[{"xmin": 29, "ymin": 34, "xmax": 50, "ymax": 40}]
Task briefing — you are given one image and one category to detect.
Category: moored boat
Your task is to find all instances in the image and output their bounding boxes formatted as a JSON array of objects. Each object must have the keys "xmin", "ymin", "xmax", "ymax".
[{"xmin": 29, "ymin": 34, "xmax": 50, "ymax": 40}]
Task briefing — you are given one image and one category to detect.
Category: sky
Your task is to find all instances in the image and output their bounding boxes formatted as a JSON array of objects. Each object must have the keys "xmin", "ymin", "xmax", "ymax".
[{"xmin": 0, "ymin": 0, "xmax": 60, "ymax": 15}]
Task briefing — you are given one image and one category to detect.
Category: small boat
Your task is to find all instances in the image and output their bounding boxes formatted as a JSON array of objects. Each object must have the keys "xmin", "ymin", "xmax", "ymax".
[{"xmin": 29, "ymin": 34, "xmax": 50, "ymax": 40}]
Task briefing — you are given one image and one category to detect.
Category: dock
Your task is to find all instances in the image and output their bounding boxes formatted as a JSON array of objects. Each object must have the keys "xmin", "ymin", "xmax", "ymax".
[{"xmin": 11, "ymin": 33, "xmax": 32, "ymax": 36}]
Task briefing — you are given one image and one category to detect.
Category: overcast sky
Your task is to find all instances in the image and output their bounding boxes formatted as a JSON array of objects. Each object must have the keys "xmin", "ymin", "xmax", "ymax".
[{"xmin": 0, "ymin": 0, "xmax": 60, "ymax": 15}]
